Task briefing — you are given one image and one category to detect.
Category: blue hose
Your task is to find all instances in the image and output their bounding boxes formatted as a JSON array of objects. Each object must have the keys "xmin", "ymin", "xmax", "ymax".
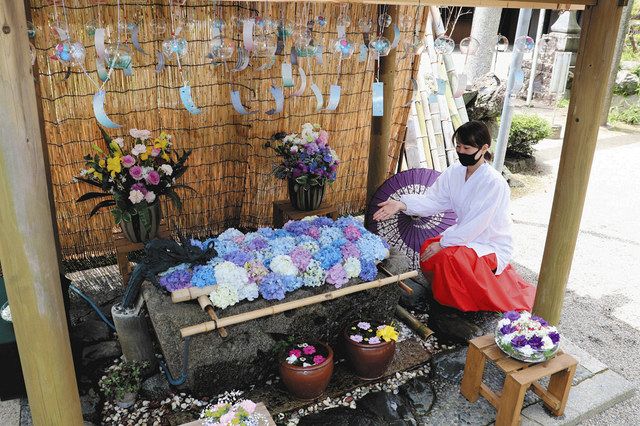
[
  {"xmin": 68, "ymin": 284, "xmax": 116, "ymax": 331},
  {"xmin": 68, "ymin": 284, "xmax": 191, "ymax": 386}
]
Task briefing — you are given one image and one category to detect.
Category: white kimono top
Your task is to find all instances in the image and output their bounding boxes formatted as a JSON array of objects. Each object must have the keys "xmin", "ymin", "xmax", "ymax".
[{"xmin": 399, "ymin": 163, "xmax": 513, "ymax": 274}]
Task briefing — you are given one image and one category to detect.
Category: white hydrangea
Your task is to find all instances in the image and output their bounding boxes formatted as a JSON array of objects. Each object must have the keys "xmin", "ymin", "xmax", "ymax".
[
  {"xmin": 299, "ymin": 241, "xmax": 320, "ymax": 254},
  {"xmin": 270, "ymin": 255, "xmax": 298, "ymax": 276},
  {"xmin": 303, "ymin": 259, "xmax": 325, "ymax": 287},
  {"xmin": 209, "ymin": 284, "xmax": 240, "ymax": 309},
  {"xmin": 541, "ymin": 335, "xmax": 555, "ymax": 350},
  {"xmin": 1, "ymin": 304, "xmax": 11, "ymax": 322},
  {"xmin": 343, "ymin": 257, "xmax": 361, "ymax": 279},
  {"xmin": 238, "ymin": 282, "xmax": 259, "ymax": 302},
  {"xmin": 516, "ymin": 345, "xmax": 535, "ymax": 357},
  {"xmin": 497, "ymin": 318, "xmax": 510, "ymax": 328},
  {"xmin": 217, "ymin": 228, "xmax": 244, "ymax": 241},
  {"xmin": 214, "ymin": 261, "xmax": 249, "ymax": 288}
]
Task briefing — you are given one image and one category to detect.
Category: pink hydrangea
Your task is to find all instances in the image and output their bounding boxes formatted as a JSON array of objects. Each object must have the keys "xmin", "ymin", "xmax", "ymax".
[
  {"xmin": 303, "ymin": 345, "xmax": 316, "ymax": 355},
  {"xmin": 239, "ymin": 400, "xmax": 256, "ymax": 414},
  {"xmin": 151, "ymin": 147, "xmax": 161, "ymax": 157},
  {"xmin": 326, "ymin": 264, "xmax": 348, "ymax": 288},
  {"xmin": 344, "ymin": 225, "xmax": 362, "ymax": 242},
  {"xmin": 313, "ymin": 355, "xmax": 326, "ymax": 365},
  {"xmin": 129, "ymin": 165, "xmax": 143, "ymax": 181},
  {"xmin": 288, "ymin": 349, "xmax": 302, "ymax": 358},
  {"xmin": 341, "ymin": 242, "xmax": 361, "ymax": 259},
  {"xmin": 317, "ymin": 130, "xmax": 329, "ymax": 146},
  {"xmin": 146, "ymin": 170, "xmax": 161, "ymax": 185},
  {"xmin": 290, "ymin": 247, "xmax": 312, "ymax": 271},
  {"xmin": 307, "ymin": 226, "xmax": 321, "ymax": 239}
]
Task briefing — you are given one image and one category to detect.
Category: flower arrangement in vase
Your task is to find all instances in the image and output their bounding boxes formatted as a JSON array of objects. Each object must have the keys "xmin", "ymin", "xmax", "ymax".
[
  {"xmin": 279, "ymin": 341, "xmax": 334, "ymax": 401},
  {"xmin": 76, "ymin": 127, "xmax": 192, "ymax": 242},
  {"xmin": 267, "ymin": 123, "xmax": 339, "ymax": 211},
  {"xmin": 344, "ymin": 320, "xmax": 399, "ymax": 380},
  {"xmin": 495, "ymin": 311, "xmax": 561, "ymax": 363},
  {"xmin": 200, "ymin": 399, "xmax": 264, "ymax": 426},
  {"xmin": 98, "ymin": 360, "xmax": 149, "ymax": 409}
]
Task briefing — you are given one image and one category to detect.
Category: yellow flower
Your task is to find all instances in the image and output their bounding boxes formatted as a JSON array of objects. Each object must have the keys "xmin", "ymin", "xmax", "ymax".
[
  {"xmin": 99, "ymin": 159, "xmax": 106, "ymax": 168},
  {"xmin": 154, "ymin": 137, "xmax": 169, "ymax": 149},
  {"xmin": 375, "ymin": 325, "xmax": 398, "ymax": 342},
  {"xmin": 140, "ymin": 146, "xmax": 153, "ymax": 161},
  {"xmin": 161, "ymin": 152, "xmax": 170, "ymax": 161},
  {"xmin": 93, "ymin": 171, "xmax": 103, "ymax": 181},
  {"xmin": 109, "ymin": 141, "xmax": 122, "ymax": 155},
  {"xmin": 106, "ymin": 155, "xmax": 122, "ymax": 177}
]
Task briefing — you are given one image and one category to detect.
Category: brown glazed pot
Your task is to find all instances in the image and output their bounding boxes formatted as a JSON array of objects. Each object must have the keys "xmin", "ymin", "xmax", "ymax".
[
  {"xmin": 279, "ymin": 342, "xmax": 334, "ymax": 401},
  {"xmin": 343, "ymin": 325, "xmax": 397, "ymax": 380}
]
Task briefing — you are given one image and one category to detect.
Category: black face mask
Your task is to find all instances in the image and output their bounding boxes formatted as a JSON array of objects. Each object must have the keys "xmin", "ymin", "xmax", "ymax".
[{"xmin": 458, "ymin": 149, "xmax": 482, "ymax": 166}]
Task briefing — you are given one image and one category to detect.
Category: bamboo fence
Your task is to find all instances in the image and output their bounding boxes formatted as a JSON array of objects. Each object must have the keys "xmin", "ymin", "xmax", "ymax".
[{"xmin": 27, "ymin": 1, "xmax": 426, "ymax": 261}]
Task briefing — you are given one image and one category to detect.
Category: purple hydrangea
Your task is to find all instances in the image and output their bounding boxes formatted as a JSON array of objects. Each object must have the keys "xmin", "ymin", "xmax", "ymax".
[
  {"xmin": 311, "ymin": 217, "xmax": 333, "ymax": 228},
  {"xmin": 283, "ymin": 220, "xmax": 311, "ymax": 236},
  {"xmin": 326, "ymin": 264, "xmax": 348, "ymax": 288},
  {"xmin": 290, "ymin": 246, "xmax": 312, "ymax": 271},
  {"xmin": 505, "ymin": 311, "xmax": 521, "ymax": 321},
  {"xmin": 259, "ymin": 273, "xmax": 286, "ymax": 300},
  {"xmin": 223, "ymin": 250, "xmax": 253, "ymax": 267},
  {"xmin": 531, "ymin": 315, "xmax": 549, "ymax": 327},
  {"xmin": 548, "ymin": 332, "xmax": 561, "ymax": 345},
  {"xmin": 499, "ymin": 324, "xmax": 517, "ymax": 335},
  {"xmin": 527, "ymin": 335, "xmax": 544, "ymax": 350},
  {"xmin": 245, "ymin": 236, "xmax": 268, "ymax": 251},
  {"xmin": 343, "ymin": 225, "xmax": 362, "ymax": 242},
  {"xmin": 341, "ymin": 242, "xmax": 361, "ymax": 260},
  {"xmin": 306, "ymin": 226, "xmax": 321, "ymax": 239},
  {"xmin": 158, "ymin": 269, "xmax": 192, "ymax": 292},
  {"xmin": 510, "ymin": 335, "xmax": 528, "ymax": 348}
]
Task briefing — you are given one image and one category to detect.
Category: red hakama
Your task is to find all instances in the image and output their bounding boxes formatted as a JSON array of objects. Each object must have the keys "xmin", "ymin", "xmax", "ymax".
[{"xmin": 419, "ymin": 236, "xmax": 536, "ymax": 312}]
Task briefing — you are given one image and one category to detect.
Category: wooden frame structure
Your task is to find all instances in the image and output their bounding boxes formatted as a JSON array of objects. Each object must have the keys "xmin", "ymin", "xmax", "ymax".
[{"xmin": 0, "ymin": 0, "xmax": 625, "ymax": 423}]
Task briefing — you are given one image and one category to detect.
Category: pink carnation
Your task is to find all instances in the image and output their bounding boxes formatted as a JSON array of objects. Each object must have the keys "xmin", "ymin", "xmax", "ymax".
[
  {"xmin": 303, "ymin": 345, "xmax": 316, "ymax": 355},
  {"xmin": 313, "ymin": 355, "xmax": 326, "ymax": 365},
  {"xmin": 288, "ymin": 349, "xmax": 302, "ymax": 358},
  {"xmin": 146, "ymin": 170, "xmax": 160, "ymax": 185},
  {"xmin": 129, "ymin": 165, "xmax": 143, "ymax": 181}
]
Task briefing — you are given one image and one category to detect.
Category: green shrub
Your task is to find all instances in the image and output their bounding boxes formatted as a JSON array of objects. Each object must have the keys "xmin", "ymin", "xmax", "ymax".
[
  {"xmin": 609, "ymin": 104, "xmax": 640, "ymax": 125},
  {"xmin": 99, "ymin": 360, "xmax": 148, "ymax": 401},
  {"xmin": 507, "ymin": 114, "xmax": 552, "ymax": 157}
]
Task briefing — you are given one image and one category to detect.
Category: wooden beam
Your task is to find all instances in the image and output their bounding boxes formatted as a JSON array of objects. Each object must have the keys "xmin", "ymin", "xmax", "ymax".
[
  {"xmin": 0, "ymin": 1, "xmax": 83, "ymax": 424},
  {"xmin": 224, "ymin": 0, "xmax": 589, "ymax": 10},
  {"xmin": 533, "ymin": 0, "xmax": 625, "ymax": 325},
  {"xmin": 367, "ymin": 5, "xmax": 401, "ymax": 203}
]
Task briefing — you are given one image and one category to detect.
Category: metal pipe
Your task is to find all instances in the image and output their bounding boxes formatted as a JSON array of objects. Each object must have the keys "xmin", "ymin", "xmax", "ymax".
[{"xmin": 526, "ymin": 9, "xmax": 546, "ymax": 105}]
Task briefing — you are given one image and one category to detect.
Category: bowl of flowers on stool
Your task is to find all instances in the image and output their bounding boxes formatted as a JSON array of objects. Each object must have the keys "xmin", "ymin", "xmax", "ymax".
[
  {"xmin": 279, "ymin": 341, "xmax": 334, "ymax": 401},
  {"xmin": 495, "ymin": 311, "xmax": 561, "ymax": 363},
  {"xmin": 344, "ymin": 320, "xmax": 399, "ymax": 380}
]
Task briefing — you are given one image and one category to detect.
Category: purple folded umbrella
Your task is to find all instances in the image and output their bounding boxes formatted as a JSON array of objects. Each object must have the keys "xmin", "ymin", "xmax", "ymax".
[{"xmin": 365, "ymin": 168, "xmax": 457, "ymax": 269}]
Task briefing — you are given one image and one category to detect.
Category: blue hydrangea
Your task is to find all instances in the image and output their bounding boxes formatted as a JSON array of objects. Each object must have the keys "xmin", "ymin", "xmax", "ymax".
[
  {"xmin": 273, "ymin": 228, "xmax": 292, "ymax": 238},
  {"xmin": 331, "ymin": 237, "xmax": 348, "ymax": 249},
  {"xmin": 257, "ymin": 227, "xmax": 276, "ymax": 239},
  {"xmin": 359, "ymin": 260, "xmax": 378, "ymax": 281},
  {"xmin": 357, "ymin": 233, "xmax": 389, "ymax": 262},
  {"xmin": 190, "ymin": 237, "xmax": 215, "ymax": 250},
  {"xmin": 282, "ymin": 275, "xmax": 303, "ymax": 292},
  {"xmin": 319, "ymin": 227, "xmax": 344, "ymax": 246},
  {"xmin": 214, "ymin": 239, "xmax": 240, "ymax": 257},
  {"xmin": 283, "ymin": 220, "xmax": 311, "ymax": 236},
  {"xmin": 269, "ymin": 236, "xmax": 296, "ymax": 256},
  {"xmin": 259, "ymin": 273, "xmax": 286, "ymax": 300},
  {"xmin": 314, "ymin": 246, "xmax": 342, "ymax": 270},
  {"xmin": 191, "ymin": 265, "xmax": 217, "ymax": 287},
  {"xmin": 311, "ymin": 217, "xmax": 334, "ymax": 228}
]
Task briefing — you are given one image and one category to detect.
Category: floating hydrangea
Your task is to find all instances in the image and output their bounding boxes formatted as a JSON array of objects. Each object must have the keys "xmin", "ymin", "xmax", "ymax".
[
  {"xmin": 326, "ymin": 263, "xmax": 348, "ymax": 288},
  {"xmin": 299, "ymin": 240, "xmax": 320, "ymax": 254},
  {"xmin": 259, "ymin": 273, "xmax": 286, "ymax": 300},
  {"xmin": 245, "ymin": 259, "xmax": 269, "ymax": 285},
  {"xmin": 319, "ymin": 227, "xmax": 344, "ymax": 247},
  {"xmin": 209, "ymin": 284, "xmax": 240, "ymax": 309},
  {"xmin": 270, "ymin": 255, "xmax": 298, "ymax": 276},
  {"xmin": 341, "ymin": 242, "xmax": 361, "ymax": 260},
  {"xmin": 359, "ymin": 260, "xmax": 378, "ymax": 281},
  {"xmin": 314, "ymin": 246, "xmax": 342, "ymax": 270},
  {"xmin": 282, "ymin": 275, "xmax": 303, "ymax": 292},
  {"xmin": 290, "ymin": 246, "xmax": 312, "ymax": 271},
  {"xmin": 159, "ymin": 265, "xmax": 193, "ymax": 291},
  {"xmin": 223, "ymin": 250, "xmax": 252, "ymax": 267},
  {"xmin": 270, "ymin": 236, "xmax": 297, "ymax": 256},
  {"xmin": 343, "ymin": 225, "xmax": 362, "ymax": 242},
  {"xmin": 343, "ymin": 257, "xmax": 361, "ymax": 279},
  {"xmin": 190, "ymin": 265, "xmax": 216, "ymax": 288},
  {"xmin": 237, "ymin": 282, "xmax": 259, "ymax": 301},
  {"xmin": 302, "ymin": 259, "xmax": 325, "ymax": 287},
  {"xmin": 214, "ymin": 261, "xmax": 249, "ymax": 288},
  {"xmin": 217, "ymin": 228, "xmax": 244, "ymax": 241}
]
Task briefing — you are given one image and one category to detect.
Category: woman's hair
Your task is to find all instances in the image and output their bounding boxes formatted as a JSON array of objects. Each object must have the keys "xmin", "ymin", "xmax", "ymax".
[{"xmin": 452, "ymin": 120, "xmax": 493, "ymax": 161}]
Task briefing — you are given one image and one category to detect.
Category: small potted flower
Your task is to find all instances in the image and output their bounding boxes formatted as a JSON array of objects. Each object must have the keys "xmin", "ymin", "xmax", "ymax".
[
  {"xmin": 200, "ymin": 399, "xmax": 259, "ymax": 425},
  {"xmin": 98, "ymin": 360, "xmax": 148, "ymax": 409},
  {"xmin": 344, "ymin": 320, "xmax": 398, "ymax": 380},
  {"xmin": 267, "ymin": 123, "xmax": 339, "ymax": 211},
  {"xmin": 76, "ymin": 127, "xmax": 192, "ymax": 243},
  {"xmin": 495, "ymin": 311, "xmax": 561, "ymax": 363},
  {"xmin": 279, "ymin": 341, "xmax": 334, "ymax": 401}
]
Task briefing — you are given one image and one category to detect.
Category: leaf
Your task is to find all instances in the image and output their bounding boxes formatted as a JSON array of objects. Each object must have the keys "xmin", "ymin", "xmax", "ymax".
[
  {"xmin": 75, "ymin": 176, "xmax": 104, "ymax": 189},
  {"xmin": 89, "ymin": 199, "xmax": 116, "ymax": 217},
  {"xmin": 99, "ymin": 126, "xmax": 113, "ymax": 145},
  {"xmin": 165, "ymin": 188, "xmax": 183, "ymax": 211},
  {"xmin": 122, "ymin": 211, "xmax": 132, "ymax": 223},
  {"xmin": 77, "ymin": 192, "xmax": 110, "ymax": 202},
  {"xmin": 92, "ymin": 143, "xmax": 105, "ymax": 154},
  {"xmin": 111, "ymin": 208, "xmax": 123, "ymax": 224},
  {"xmin": 171, "ymin": 184, "xmax": 197, "ymax": 193},
  {"xmin": 138, "ymin": 206, "xmax": 151, "ymax": 232}
]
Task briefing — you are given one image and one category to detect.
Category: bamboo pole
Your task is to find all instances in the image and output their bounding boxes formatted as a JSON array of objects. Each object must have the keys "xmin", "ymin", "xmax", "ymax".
[
  {"xmin": 417, "ymin": 61, "xmax": 446, "ymax": 170},
  {"xmin": 425, "ymin": 13, "xmax": 456, "ymax": 166},
  {"xmin": 180, "ymin": 270, "xmax": 418, "ymax": 338},
  {"xmin": 533, "ymin": 0, "xmax": 624, "ymax": 325},
  {"xmin": 197, "ymin": 295, "xmax": 228, "ymax": 338},
  {"xmin": 442, "ymin": 62, "xmax": 463, "ymax": 130},
  {"xmin": 429, "ymin": 6, "xmax": 470, "ymax": 124},
  {"xmin": 413, "ymin": 93, "xmax": 434, "ymax": 169},
  {"xmin": 367, "ymin": 5, "xmax": 399, "ymax": 203},
  {"xmin": 395, "ymin": 305, "xmax": 433, "ymax": 339},
  {"xmin": 213, "ymin": 1, "xmax": 591, "ymax": 10},
  {"xmin": 0, "ymin": 1, "xmax": 83, "ymax": 424},
  {"xmin": 421, "ymin": 98, "xmax": 442, "ymax": 171}
]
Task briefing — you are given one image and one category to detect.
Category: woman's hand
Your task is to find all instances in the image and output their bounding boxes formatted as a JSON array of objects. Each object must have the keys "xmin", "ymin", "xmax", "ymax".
[
  {"xmin": 373, "ymin": 199, "xmax": 406, "ymax": 221},
  {"xmin": 420, "ymin": 242, "xmax": 443, "ymax": 262}
]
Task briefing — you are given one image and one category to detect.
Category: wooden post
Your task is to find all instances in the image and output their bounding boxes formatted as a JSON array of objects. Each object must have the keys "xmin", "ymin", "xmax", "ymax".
[
  {"xmin": 533, "ymin": 0, "xmax": 624, "ymax": 324},
  {"xmin": 0, "ymin": 1, "xmax": 83, "ymax": 424},
  {"xmin": 366, "ymin": 5, "xmax": 400, "ymax": 203}
]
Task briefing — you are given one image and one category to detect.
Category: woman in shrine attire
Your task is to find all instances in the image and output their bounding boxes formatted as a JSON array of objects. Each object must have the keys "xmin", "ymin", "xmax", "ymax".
[{"xmin": 373, "ymin": 121, "xmax": 535, "ymax": 312}]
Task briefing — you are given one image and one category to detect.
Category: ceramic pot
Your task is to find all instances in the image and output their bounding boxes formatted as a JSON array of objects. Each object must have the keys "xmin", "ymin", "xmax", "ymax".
[
  {"xmin": 343, "ymin": 325, "xmax": 396, "ymax": 380},
  {"xmin": 279, "ymin": 342, "xmax": 334, "ymax": 401},
  {"xmin": 120, "ymin": 202, "xmax": 161, "ymax": 243},
  {"xmin": 115, "ymin": 391, "xmax": 137, "ymax": 409},
  {"xmin": 288, "ymin": 179, "xmax": 325, "ymax": 211}
]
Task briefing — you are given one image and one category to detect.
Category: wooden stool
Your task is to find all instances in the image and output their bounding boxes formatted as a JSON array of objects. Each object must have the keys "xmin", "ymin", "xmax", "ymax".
[
  {"xmin": 460, "ymin": 334, "xmax": 577, "ymax": 426},
  {"xmin": 112, "ymin": 224, "xmax": 170, "ymax": 285},
  {"xmin": 272, "ymin": 200, "xmax": 339, "ymax": 228}
]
